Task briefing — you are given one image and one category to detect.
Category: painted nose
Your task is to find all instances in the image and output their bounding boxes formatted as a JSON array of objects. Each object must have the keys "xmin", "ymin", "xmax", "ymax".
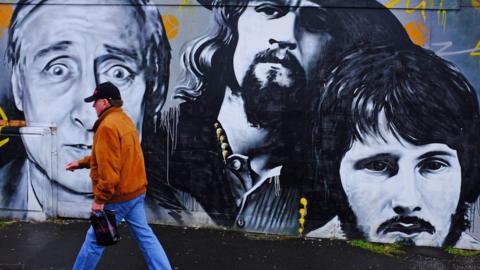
[
  {"xmin": 71, "ymin": 80, "xmax": 97, "ymax": 131},
  {"xmin": 391, "ymin": 169, "xmax": 422, "ymax": 215},
  {"xmin": 268, "ymin": 12, "xmax": 298, "ymax": 53},
  {"xmin": 72, "ymin": 101, "xmax": 97, "ymax": 131}
]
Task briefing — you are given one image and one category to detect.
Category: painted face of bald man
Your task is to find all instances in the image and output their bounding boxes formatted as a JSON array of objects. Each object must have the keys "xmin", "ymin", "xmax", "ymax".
[{"xmin": 11, "ymin": 4, "xmax": 147, "ymax": 208}]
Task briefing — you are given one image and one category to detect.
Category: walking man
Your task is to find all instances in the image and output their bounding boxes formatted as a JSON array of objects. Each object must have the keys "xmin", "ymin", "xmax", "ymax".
[{"xmin": 66, "ymin": 82, "xmax": 172, "ymax": 270}]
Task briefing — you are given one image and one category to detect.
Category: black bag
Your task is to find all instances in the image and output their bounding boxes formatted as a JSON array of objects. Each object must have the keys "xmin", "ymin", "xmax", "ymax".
[{"xmin": 90, "ymin": 209, "xmax": 120, "ymax": 246}]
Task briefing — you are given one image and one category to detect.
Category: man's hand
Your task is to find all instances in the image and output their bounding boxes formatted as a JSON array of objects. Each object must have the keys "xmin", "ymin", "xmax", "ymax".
[
  {"xmin": 92, "ymin": 201, "xmax": 104, "ymax": 213},
  {"xmin": 65, "ymin": 161, "xmax": 80, "ymax": 171}
]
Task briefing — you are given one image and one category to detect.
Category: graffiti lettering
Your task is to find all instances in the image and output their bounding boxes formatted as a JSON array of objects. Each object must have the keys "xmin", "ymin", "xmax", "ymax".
[
  {"xmin": 405, "ymin": 0, "xmax": 428, "ymax": 21},
  {"xmin": 433, "ymin": 41, "xmax": 480, "ymax": 57},
  {"xmin": 471, "ymin": 40, "xmax": 480, "ymax": 57},
  {"xmin": 386, "ymin": 0, "xmax": 450, "ymax": 22},
  {"xmin": 385, "ymin": 0, "xmax": 402, "ymax": 8},
  {"xmin": 179, "ymin": 0, "xmax": 189, "ymax": 12},
  {"xmin": 386, "ymin": 0, "xmax": 427, "ymax": 20}
]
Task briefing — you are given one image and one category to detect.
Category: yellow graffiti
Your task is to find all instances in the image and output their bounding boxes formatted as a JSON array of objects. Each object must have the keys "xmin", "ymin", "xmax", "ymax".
[
  {"xmin": 404, "ymin": 20, "xmax": 429, "ymax": 46},
  {"xmin": 471, "ymin": 40, "xmax": 480, "ymax": 57},
  {"xmin": 0, "ymin": 107, "xmax": 10, "ymax": 148},
  {"xmin": 473, "ymin": 0, "xmax": 480, "ymax": 9},
  {"xmin": 0, "ymin": 4, "xmax": 13, "ymax": 38},
  {"xmin": 385, "ymin": 0, "xmax": 402, "ymax": 8},
  {"xmin": 179, "ymin": 0, "xmax": 190, "ymax": 13},
  {"xmin": 298, "ymin": 197, "xmax": 308, "ymax": 235},
  {"xmin": 436, "ymin": 0, "xmax": 447, "ymax": 31},
  {"xmin": 386, "ymin": 0, "xmax": 427, "ymax": 21},
  {"xmin": 387, "ymin": 0, "xmax": 449, "ymax": 23},
  {"xmin": 162, "ymin": 14, "xmax": 180, "ymax": 41},
  {"xmin": 405, "ymin": 0, "xmax": 427, "ymax": 21}
]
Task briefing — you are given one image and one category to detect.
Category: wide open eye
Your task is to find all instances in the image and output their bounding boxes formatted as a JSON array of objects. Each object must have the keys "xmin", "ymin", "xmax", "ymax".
[
  {"xmin": 103, "ymin": 65, "xmax": 134, "ymax": 85},
  {"xmin": 42, "ymin": 59, "xmax": 75, "ymax": 82},
  {"xmin": 46, "ymin": 64, "xmax": 69, "ymax": 77}
]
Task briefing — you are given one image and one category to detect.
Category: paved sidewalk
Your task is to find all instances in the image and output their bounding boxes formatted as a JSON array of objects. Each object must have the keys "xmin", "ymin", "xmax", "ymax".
[{"xmin": 0, "ymin": 220, "xmax": 479, "ymax": 270}]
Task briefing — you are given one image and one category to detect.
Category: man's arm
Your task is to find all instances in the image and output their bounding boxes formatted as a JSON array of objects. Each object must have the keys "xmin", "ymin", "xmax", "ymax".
[
  {"xmin": 93, "ymin": 126, "xmax": 121, "ymax": 204},
  {"xmin": 66, "ymin": 156, "xmax": 91, "ymax": 171},
  {"xmin": 77, "ymin": 156, "xmax": 91, "ymax": 168}
]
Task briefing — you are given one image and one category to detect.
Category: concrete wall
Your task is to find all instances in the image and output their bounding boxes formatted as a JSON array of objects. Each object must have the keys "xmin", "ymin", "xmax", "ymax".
[{"xmin": 0, "ymin": 0, "xmax": 479, "ymax": 250}]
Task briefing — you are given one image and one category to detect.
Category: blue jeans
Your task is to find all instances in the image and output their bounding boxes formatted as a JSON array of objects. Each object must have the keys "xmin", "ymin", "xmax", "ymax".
[{"xmin": 73, "ymin": 194, "xmax": 172, "ymax": 270}]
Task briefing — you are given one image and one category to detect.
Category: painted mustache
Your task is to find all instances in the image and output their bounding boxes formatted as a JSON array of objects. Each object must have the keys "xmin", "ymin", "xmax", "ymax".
[
  {"xmin": 376, "ymin": 216, "xmax": 436, "ymax": 235},
  {"xmin": 251, "ymin": 49, "xmax": 302, "ymax": 74}
]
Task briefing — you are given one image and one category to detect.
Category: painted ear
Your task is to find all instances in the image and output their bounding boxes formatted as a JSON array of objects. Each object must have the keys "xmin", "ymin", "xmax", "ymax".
[{"xmin": 11, "ymin": 67, "xmax": 24, "ymax": 111}]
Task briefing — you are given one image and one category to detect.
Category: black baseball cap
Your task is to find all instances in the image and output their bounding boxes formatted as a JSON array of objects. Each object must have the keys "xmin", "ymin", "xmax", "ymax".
[{"xmin": 84, "ymin": 82, "xmax": 122, "ymax": 103}]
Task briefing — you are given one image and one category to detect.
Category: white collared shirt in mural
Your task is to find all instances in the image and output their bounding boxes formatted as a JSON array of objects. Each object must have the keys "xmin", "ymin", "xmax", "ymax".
[{"xmin": 223, "ymin": 153, "xmax": 300, "ymax": 235}]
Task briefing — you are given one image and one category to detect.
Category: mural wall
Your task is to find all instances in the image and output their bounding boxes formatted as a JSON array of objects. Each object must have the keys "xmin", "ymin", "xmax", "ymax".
[{"xmin": 0, "ymin": 0, "xmax": 479, "ymax": 250}]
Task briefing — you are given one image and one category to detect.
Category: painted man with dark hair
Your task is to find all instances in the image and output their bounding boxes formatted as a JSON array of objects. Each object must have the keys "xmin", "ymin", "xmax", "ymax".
[
  {"xmin": 307, "ymin": 45, "xmax": 480, "ymax": 249},
  {"xmin": 149, "ymin": 0, "xmax": 413, "ymax": 234},
  {"xmin": 0, "ymin": 0, "xmax": 170, "ymax": 219}
]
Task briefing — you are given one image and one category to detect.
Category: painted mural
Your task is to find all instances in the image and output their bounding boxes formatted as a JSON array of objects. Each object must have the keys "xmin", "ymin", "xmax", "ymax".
[{"xmin": 0, "ymin": 0, "xmax": 479, "ymax": 250}]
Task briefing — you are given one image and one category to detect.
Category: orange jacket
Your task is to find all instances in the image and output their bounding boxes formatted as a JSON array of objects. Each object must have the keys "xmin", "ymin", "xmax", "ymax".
[{"xmin": 78, "ymin": 107, "xmax": 147, "ymax": 204}]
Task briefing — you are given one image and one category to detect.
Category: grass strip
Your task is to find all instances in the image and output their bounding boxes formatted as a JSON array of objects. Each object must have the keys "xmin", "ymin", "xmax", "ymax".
[{"xmin": 348, "ymin": 240, "xmax": 406, "ymax": 257}]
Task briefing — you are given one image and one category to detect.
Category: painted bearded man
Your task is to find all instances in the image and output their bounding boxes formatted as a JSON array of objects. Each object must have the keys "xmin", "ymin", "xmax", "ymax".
[{"xmin": 147, "ymin": 0, "xmax": 413, "ymax": 234}]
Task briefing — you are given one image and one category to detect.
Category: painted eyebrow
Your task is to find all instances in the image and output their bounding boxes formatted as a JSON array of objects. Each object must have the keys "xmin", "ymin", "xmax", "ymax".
[
  {"xmin": 103, "ymin": 44, "xmax": 139, "ymax": 62},
  {"xmin": 417, "ymin": 151, "xmax": 454, "ymax": 160},
  {"xmin": 301, "ymin": 0, "xmax": 323, "ymax": 8},
  {"xmin": 34, "ymin": 41, "xmax": 72, "ymax": 61},
  {"xmin": 250, "ymin": 0, "xmax": 321, "ymax": 9},
  {"xmin": 250, "ymin": 0, "xmax": 284, "ymax": 5},
  {"xmin": 353, "ymin": 153, "xmax": 399, "ymax": 170}
]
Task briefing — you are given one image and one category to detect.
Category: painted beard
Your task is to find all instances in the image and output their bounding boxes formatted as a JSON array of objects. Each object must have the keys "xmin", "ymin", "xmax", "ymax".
[{"xmin": 240, "ymin": 49, "xmax": 306, "ymax": 128}]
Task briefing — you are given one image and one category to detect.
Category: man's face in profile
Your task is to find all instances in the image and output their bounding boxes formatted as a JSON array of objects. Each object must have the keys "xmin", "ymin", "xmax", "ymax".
[
  {"xmin": 12, "ymin": 4, "xmax": 147, "ymax": 202},
  {"xmin": 233, "ymin": 0, "xmax": 332, "ymax": 127},
  {"xmin": 339, "ymin": 125, "xmax": 462, "ymax": 247}
]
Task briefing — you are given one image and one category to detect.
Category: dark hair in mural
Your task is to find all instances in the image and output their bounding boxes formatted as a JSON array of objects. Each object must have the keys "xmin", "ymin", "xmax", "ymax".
[
  {"xmin": 175, "ymin": 0, "xmax": 248, "ymax": 101},
  {"xmin": 310, "ymin": 45, "xmax": 480, "ymax": 246},
  {"xmin": 148, "ymin": 0, "xmax": 416, "ymax": 232},
  {"xmin": 6, "ymin": 0, "xmax": 171, "ymax": 135},
  {"xmin": 175, "ymin": 0, "xmax": 412, "ymax": 101}
]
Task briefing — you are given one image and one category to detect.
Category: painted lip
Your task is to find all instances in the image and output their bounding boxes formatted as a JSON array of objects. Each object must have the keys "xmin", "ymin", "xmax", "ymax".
[
  {"xmin": 377, "ymin": 216, "xmax": 436, "ymax": 236},
  {"xmin": 382, "ymin": 223, "xmax": 428, "ymax": 235}
]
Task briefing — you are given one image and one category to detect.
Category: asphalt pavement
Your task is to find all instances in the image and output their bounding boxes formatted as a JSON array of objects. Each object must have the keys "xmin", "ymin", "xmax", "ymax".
[{"xmin": 0, "ymin": 220, "xmax": 479, "ymax": 270}]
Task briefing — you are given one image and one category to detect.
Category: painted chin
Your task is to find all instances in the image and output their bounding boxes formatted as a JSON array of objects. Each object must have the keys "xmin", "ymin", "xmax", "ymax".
[{"xmin": 252, "ymin": 63, "xmax": 294, "ymax": 88}]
